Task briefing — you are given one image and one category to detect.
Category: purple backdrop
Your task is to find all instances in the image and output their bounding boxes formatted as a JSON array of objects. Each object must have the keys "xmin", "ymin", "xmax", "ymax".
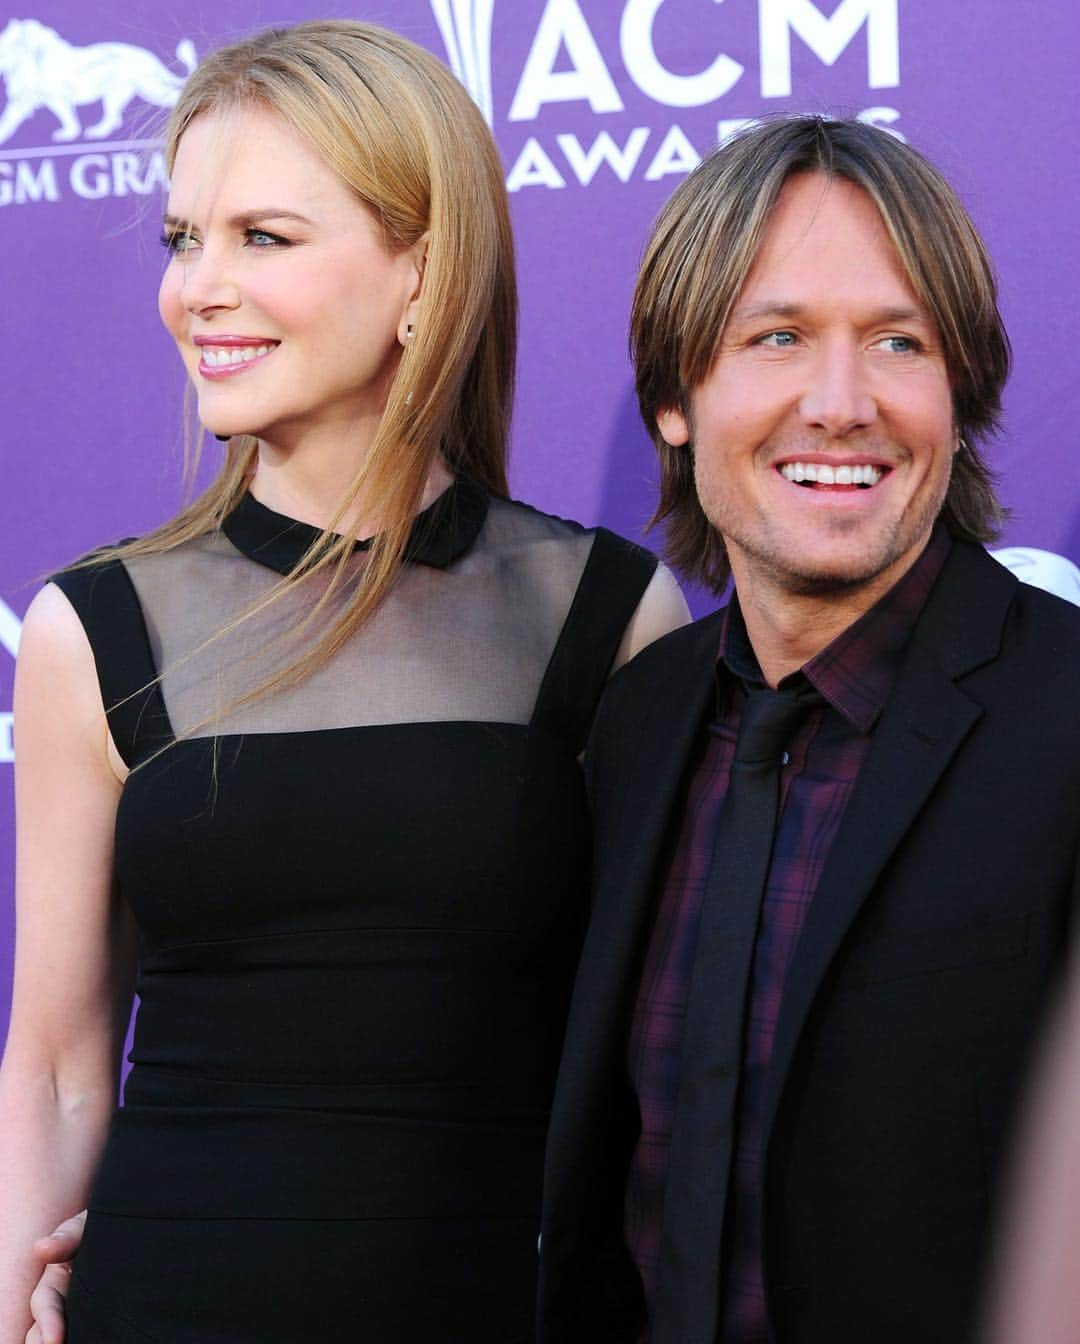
[{"xmin": 2, "ymin": 0, "xmax": 1079, "ymax": 1046}]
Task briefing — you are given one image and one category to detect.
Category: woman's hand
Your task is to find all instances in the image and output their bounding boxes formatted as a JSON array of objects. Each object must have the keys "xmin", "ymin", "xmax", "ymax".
[{"xmin": 25, "ymin": 1212, "xmax": 84, "ymax": 1344}]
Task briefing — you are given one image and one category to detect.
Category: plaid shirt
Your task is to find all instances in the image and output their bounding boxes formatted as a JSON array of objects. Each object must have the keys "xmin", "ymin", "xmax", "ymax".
[{"xmin": 624, "ymin": 527, "xmax": 951, "ymax": 1342}]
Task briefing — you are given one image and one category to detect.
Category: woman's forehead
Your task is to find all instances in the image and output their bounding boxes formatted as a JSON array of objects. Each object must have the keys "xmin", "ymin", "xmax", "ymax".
[{"xmin": 167, "ymin": 106, "xmax": 352, "ymax": 223}]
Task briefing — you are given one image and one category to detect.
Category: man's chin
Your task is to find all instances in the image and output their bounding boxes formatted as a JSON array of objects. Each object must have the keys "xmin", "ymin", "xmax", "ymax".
[{"xmin": 755, "ymin": 539, "xmax": 918, "ymax": 599}]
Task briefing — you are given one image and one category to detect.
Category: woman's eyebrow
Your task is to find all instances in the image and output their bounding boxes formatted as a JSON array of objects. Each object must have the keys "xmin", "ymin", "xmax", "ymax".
[{"xmin": 161, "ymin": 208, "xmax": 315, "ymax": 230}]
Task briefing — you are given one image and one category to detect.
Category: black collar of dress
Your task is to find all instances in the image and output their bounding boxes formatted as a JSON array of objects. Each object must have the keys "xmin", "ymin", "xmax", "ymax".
[{"xmin": 221, "ymin": 476, "xmax": 490, "ymax": 576}]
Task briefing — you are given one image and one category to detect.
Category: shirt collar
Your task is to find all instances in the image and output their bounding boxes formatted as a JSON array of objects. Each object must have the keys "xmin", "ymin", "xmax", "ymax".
[
  {"xmin": 221, "ymin": 475, "xmax": 490, "ymax": 577},
  {"xmin": 717, "ymin": 524, "xmax": 953, "ymax": 733}
]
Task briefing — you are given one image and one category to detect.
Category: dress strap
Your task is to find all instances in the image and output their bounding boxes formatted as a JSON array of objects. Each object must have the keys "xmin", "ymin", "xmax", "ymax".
[
  {"xmin": 530, "ymin": 527, "xmax": 658, "ymax": 753},
  {"xmin": 51, "ymin": 557, "xmax": 174, "ymax": 767}
]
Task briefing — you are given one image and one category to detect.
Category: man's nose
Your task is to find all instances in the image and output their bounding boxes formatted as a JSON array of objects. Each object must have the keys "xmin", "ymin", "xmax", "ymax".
[{"xmin": 798, "ymin": 339, "xmax": 876, "ymax": 437}]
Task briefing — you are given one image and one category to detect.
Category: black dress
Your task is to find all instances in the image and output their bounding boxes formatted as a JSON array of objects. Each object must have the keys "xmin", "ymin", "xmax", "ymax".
[{"xmin": 51, "ymin": 479, "xmax": 656, "ymax": 1343}]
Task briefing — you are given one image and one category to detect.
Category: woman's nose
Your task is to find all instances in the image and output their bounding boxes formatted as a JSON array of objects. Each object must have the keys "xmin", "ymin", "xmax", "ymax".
[{"xmin": 178, "ymin": 245, "xmax": 241, "ymax": 316}]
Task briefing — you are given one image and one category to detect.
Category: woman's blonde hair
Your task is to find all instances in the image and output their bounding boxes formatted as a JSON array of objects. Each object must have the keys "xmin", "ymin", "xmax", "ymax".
[{"xmin": 103, "ymin": 20, "xmax": 515, "ymax": 707}]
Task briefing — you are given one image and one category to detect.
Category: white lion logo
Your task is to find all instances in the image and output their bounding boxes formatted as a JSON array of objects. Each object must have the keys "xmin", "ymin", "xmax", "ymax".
[{"xmin": 0, "ymin": 19, "xmax": 196, "ymax": 146}]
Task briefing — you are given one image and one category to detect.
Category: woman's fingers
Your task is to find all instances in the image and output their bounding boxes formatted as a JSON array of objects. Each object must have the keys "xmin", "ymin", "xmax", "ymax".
[
  {"xmin": 28, "ymin": 1262, "xmax": 74, "ymax": 1344},
  {"xmin": 33, "ymin": 1210, "xmax": 86, "ymax": 1265}
]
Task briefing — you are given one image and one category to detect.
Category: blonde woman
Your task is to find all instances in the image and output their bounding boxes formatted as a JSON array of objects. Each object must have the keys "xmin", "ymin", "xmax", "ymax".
[{"xmin": 0, "ymin": 22, "xmax": 686, "ymax": 1341}]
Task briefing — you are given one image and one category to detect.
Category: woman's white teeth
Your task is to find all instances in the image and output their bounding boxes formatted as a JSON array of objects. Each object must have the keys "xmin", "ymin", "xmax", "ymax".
[
  {"xmin": 779, "ymin": 462, "xmax": 883, "ymax": 487},
  {"xmin": 203, "ymin": 344, "xmax": 273, "ymax": 367}
]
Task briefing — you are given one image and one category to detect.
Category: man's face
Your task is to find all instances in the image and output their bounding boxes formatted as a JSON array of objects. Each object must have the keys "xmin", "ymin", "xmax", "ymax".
[{"xmin": 658, "ymin": 171, "xmax": 956, "ymax": 600}]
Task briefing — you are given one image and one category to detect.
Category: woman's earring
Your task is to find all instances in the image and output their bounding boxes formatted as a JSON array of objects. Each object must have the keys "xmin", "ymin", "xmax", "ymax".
[{"xmin": 405, "ymin": 323, "xmax": 415, "ymax": 341}]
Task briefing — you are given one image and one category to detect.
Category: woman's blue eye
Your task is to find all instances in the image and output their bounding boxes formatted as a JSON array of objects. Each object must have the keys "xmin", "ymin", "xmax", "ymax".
[
  {"xmin": 245, "ymin": 228, "xmax": 289, "ymax": 247},
  {"xmin": 881, "ymin": 335, "xmax": 918, "ymax": 353},
  {"xmin": 760, "ymin": 331, "xmax": 797, "ymax": 347},
  {"xmin": 160, "ymin": 230, "xmax": 196, "ymax": 254}
]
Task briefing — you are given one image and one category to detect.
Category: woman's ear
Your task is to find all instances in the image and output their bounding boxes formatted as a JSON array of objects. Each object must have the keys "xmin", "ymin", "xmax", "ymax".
[{"xmin": 398, "ymin": 231, "xmax": 431, "ymax": 346}]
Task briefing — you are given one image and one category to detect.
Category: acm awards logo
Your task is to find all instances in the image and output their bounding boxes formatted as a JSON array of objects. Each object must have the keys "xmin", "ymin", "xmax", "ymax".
[
  {"xmin": 0, "ymin": 1, "xmax": 903, "ymax": 206},
  {"xmin": 433, "ymin": 0, "xmax": 904, "ymax": 191},
  {"xmin": 0, "ymin": 600, "xmax": 19, "ymax": 765}
]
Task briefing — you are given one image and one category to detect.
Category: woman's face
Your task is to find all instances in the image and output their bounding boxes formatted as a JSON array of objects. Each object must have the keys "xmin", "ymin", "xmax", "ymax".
[{"xmin": 158, "ymin": 104, "xmax": 423, "ymax": 451}]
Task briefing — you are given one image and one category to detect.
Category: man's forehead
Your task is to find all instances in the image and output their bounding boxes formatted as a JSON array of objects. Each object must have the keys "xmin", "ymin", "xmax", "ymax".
[
  {"xmin": 752, "ymin": 173, "xmax": 892, "ymax": 265},
  {"xmin": 724, "ymin": 173, "xmax": 933, "ymax": 324}
]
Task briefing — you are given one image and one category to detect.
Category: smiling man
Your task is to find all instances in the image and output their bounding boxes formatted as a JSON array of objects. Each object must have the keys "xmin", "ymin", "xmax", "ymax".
[{"xmin": 538, "ymin": 118, "xmax": 1080, "ymax": 1344}]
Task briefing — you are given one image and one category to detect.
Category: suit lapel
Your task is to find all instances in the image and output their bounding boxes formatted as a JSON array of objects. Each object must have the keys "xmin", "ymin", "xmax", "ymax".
[
  {"xmin": 553, "ymin": 614, "xmax": 723, "ymax": 1124},
  {"xmin": 596, "ymin": 615, "xmax": 724, "ymax": 933},
  {"xmin": 763, "ymin": 543, "xmax": 1018, "ymax": 1130}
]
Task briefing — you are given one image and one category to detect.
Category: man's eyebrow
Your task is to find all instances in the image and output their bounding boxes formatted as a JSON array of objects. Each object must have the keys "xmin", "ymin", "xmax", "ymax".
[
  {"xmin": 868, "ymin": 304, "xmax": 931, "ymax": 324},
  {"xmin": 729, "ymin": 301, "xmax": 806, "ymax": 322},
  {"xmin": 161, "ymin": 209, "xmax": 315, "ymax": 230},
  {"xmin": 728, "ymin": 300, "xmax": 932, "ymax": 324}
]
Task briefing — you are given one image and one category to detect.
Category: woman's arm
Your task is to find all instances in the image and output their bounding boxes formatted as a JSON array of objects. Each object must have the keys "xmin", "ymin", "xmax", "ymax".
[
  {"xmin": 611, "ymin": 563, "xmax": 690, "ymax": 671},
  {"xmin": 0, "ymin": 583, "xmax": 136, "ymax": 1343}
]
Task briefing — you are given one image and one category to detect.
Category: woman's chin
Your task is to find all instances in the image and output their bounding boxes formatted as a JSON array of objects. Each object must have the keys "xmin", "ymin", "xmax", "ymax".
[{"xmin": 204, "ymin": 421, "xmax": 255, "ymax": 441}]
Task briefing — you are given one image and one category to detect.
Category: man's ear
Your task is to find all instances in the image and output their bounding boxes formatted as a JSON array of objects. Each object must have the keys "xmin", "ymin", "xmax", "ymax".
[
  {"xmin": 657, "ymin": 405, "xmax": 691, "ymax": 448},
  {"xmin": 397, "ymin": 231, "xmax": 431, "ymax": 346}
]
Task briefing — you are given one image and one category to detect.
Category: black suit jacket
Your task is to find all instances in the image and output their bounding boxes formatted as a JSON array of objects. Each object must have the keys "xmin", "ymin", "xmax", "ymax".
[{"xmin": 538, "ymin": 540, "xmax": 1080, "ymax": 1344}]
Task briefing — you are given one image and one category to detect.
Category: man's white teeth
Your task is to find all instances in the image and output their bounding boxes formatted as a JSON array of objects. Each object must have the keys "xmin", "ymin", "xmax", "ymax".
[
  {"xmin": 779, "ymin": 462, "xmax": 884, "ymax": 487},
  {"xmin": 202, "ymin": 344, "xmax": 274, "ymax": 367}
]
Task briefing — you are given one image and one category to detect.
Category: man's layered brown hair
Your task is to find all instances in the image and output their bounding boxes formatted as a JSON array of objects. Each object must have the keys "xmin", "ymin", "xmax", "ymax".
[{"xmin": 631, "ymin": 116, "xmax": 1011, "ymax": 592}]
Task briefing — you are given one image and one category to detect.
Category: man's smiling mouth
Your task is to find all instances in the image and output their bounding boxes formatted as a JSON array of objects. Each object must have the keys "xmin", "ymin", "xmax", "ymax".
[{"xmin": 778, "ymin": 461, "xmax": 885, "ymax": 489}]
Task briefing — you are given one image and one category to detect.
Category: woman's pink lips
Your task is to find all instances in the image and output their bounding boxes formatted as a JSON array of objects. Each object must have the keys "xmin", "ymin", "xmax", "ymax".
[{"xmin": 194, "ymin": 338, "xmax": 279, "ymax": 380}]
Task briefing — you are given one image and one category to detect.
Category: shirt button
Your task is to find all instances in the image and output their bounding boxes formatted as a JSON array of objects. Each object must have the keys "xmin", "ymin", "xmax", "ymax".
[{"xmin": 781, "ymin": 750, "xmax": 791, "ymax": 766}]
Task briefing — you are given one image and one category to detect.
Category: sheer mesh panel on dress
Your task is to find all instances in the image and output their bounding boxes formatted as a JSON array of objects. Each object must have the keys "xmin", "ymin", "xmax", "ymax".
[{"xmin": 122, "ymin": 496, "xmax": 596, "ymax": 740}]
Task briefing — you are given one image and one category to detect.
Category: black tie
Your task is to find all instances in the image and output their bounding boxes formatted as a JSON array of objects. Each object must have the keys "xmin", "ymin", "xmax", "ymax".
[{"xmin": 650, "ymin": 684, "xmax": 818, "ymax": 1344}]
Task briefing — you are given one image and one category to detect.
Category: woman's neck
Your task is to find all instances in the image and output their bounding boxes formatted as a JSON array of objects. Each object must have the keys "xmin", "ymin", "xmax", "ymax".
[{"xmin": 249, "ymin": 444, "xmax": 454, "ymax": 539}]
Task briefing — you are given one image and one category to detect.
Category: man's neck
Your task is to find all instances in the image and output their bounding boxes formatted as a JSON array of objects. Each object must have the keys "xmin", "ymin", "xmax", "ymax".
[{"xmin": 731, "ymin": 542, "xmax": 931, "ymax": 688}]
